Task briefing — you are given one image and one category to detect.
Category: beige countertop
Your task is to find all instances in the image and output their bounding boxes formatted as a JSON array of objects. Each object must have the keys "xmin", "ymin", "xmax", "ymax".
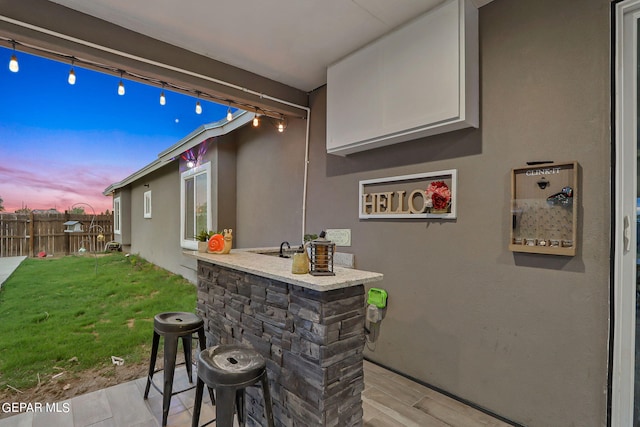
[{"xmin": 186, "ymin": 249, "xmax": 383, "ymax": 292}]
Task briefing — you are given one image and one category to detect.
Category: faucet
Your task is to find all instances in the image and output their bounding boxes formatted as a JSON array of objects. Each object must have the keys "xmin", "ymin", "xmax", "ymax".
[{"xmin": 279, "ymin": 241, "xmax": 291, "ymax": 258}]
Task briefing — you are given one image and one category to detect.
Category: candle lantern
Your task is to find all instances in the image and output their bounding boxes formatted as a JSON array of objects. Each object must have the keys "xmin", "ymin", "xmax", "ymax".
[{"xmin": 309, "ymin": 231, "xmax": 336, "ymax": 276}]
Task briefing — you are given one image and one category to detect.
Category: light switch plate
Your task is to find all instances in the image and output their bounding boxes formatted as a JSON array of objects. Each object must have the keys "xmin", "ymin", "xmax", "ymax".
[{"xmin": 325, "ymin": 229, "xmax": 351, "ymax": 246}]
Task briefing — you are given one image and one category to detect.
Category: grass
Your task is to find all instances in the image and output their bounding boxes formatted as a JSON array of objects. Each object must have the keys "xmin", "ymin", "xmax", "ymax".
[{"xmin": 0, "ymin": 253, "xmax": 197, "ymax": 390}]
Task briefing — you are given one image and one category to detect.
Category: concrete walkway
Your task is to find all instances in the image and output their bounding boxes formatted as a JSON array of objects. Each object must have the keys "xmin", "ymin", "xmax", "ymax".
[{"xmin": 0, "ymin": 256, "xmax": 26, "ymax": 289}]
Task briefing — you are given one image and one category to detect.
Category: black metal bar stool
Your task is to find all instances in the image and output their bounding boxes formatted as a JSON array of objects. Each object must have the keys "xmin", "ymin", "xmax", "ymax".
[
  {"xmin": 143, "ymin": 312, "xmax": 209, "ymax": 426},
  {"xmin": 192, "ymin": 344, "xmax": 275, "ymax": 427}
]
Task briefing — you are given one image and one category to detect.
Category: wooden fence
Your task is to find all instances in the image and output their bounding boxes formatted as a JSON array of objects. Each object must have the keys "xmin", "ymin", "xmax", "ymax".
[{"xmin": 0, "ymin": 212, "xmax": 114, "ymax": 258}]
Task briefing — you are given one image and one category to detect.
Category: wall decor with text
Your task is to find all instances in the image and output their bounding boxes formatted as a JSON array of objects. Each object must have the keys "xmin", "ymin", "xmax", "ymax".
[
  {"xmin": 359, "ymin": 170, "xmax": 457, "ymax": 220},
  {"xmin": 510, "ymin": 161, "xmax": 578, "ymax": 256}
]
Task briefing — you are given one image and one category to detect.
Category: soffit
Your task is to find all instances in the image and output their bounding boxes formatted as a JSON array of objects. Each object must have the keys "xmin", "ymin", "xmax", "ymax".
[{"xmin": 49, "ymin": 0, "xmax": 494, "ymax": 92}]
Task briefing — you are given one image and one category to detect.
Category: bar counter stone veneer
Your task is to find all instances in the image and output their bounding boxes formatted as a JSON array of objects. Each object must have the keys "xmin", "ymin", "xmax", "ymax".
[{"xmin": 190, "ymin": 250, "xmax": 383, "ymax": 427}]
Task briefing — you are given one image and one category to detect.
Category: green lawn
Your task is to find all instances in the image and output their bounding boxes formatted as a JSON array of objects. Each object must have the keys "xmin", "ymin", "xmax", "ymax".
[{"xmin": 0, "ymin": 253, "xmax": 197, "ymax": 390}]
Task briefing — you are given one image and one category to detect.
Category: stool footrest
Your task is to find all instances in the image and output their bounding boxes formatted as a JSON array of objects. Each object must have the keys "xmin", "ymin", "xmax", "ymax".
[{"xmin": 147, "ymin": 375, "xmax": 196, "ymax": 397}]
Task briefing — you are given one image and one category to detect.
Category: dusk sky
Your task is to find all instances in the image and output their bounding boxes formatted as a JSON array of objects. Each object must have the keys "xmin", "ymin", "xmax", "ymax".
[{"xmin": 0, "ymin": 46, "xmax": 229, "ymax": 214}]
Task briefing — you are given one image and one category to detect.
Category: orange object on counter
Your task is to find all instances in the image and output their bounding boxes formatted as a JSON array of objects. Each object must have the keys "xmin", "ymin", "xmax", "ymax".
[{"xmin": 208, "ymin": 234, "xmax": 225, "ymax": 252}]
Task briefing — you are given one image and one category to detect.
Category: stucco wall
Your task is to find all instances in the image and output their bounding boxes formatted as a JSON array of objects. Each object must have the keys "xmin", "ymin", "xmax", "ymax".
[
  {"xmin": 127, "ymin": 162, "xmax": 197, "ymax": 280},
  {"xmin": 234, "ymin": 118, "xmax": 307, "ymax": 248},
  {"xmin": 113, "ymin": 189, "xmax": 131, "ymax": 247},
  {"xmin": 127, "ymin": 137, "xmax": 237, "ymax": 283},
  {"xmin": 298, "ymin": 0, "xmax": 611, "ymax": 425}
]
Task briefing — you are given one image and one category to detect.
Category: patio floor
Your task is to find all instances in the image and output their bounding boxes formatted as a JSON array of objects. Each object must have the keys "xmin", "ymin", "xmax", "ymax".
[{"xmin": 0, "ymin": 360, "xmax": 511, "ymax": 427}]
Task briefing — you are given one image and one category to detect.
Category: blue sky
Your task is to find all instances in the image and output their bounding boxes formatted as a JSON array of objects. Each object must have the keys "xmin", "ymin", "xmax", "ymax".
[{"xmin": 0, "ymin": 46, "xmax": 229, "ymax": 213}]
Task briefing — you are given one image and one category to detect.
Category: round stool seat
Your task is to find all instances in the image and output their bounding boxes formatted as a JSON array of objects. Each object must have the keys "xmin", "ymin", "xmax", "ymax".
[
  {"xmin": 154, "ymin": 312, "xmax": 203, "ymax": 335},
  {"xmin": 198, "ymin": 345, "xmax": 266, "ymax": 387}
]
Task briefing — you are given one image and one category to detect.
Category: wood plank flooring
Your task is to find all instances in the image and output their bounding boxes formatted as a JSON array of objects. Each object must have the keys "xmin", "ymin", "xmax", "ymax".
[
  {"xmin": 362, "ymin": 361, "xmax": 512, "ymax": 427},
  {"xmin": 0, "ymin": 360, "xmax": 512, "ymax": 426}
]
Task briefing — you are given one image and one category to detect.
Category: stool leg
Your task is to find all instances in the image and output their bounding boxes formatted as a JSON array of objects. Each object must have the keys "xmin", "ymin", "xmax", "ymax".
[
  {"xmin": 236, "ymin": 389, "xmax": 244, "ymax": 427},
  {"xmin": 260, "ymin": 372, "xmax": 275, "ymax": 427},
  {"xmin": 182, "ymin": 335, "xmax": 193, "ymax": 383},
  {"xmin": 162, "ymin": 334, "xmax": 179, "ymax": 427},
  {"xmin": 144, "ymin": 331, "xmax": 160, "ymax": 399},
  {"xmin": 191, "ymin": 377, "xmax": 204, "ymax": 427},
  {"xmin": 196, "ymin": 328, "xmax": 216, "ymax": 405},
  {"xmin": 215, "ymin": 388, "xmax": 237, "ymax": 427}
]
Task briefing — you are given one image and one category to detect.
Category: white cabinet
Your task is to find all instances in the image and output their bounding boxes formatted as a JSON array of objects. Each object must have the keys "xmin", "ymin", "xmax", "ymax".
[{"xmin": 326, "ymin": 0, "xmax": 478, "ymax": 156}]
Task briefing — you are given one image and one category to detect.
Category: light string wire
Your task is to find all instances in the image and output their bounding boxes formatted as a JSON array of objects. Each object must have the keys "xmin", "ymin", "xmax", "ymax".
[{"xmin": 0, "ymin": 37, "xmax": 291, "ymax": 122}]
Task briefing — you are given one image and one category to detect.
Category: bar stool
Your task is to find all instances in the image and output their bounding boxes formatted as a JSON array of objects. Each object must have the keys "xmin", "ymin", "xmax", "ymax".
[
  {"xmin": 143, "ymin": 312, "xmax": 208, "ymax": 426},
  {"xmin": 192, "ymin": 344, "xmax": 275, "ymax": 427}
]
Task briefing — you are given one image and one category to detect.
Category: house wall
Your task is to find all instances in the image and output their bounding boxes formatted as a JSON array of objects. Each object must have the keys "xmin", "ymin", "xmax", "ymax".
[
  {"xmin": 126, "ymin": 137, "xmax": 239, "ymax": 283},
  {"xmin": 127, "ymin": 162, "xmax": 198, "ymax": 280},
  {"xmin": 114, "ymin": 189, "xmax": 131, "ymax": 248},
  {"xmin": 230, "ymin": 0, "xmax": 611, "ymax": 425},
  {"xmin": 213, "ymin": 134, "xmax": 238, "ymax": 234},
  {"xmin": 234, "ymin": 118, "xmax": 307, "ymax": 248}
]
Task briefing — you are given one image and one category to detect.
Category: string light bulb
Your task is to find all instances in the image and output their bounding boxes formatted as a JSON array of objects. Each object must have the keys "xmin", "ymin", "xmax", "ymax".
[
  {"xmin": 67, "ymin": 60, "xmax": 76, "ymax": 85},
  {"xmin": 226, "ymin": 105, "xmax": 233, "ymax": 121},
  {"xmin": 8, "ymin": 42, "xmax": 18, "ymax": 73},
  {"xmin": 253, "ymin": 114, "xmax": 260, "ymax": 127},
  {"xmin": 117, "ymin": 72, "xmax": 125, "ymax": 96},
  {"xmin": 195, "ymin": 92, "xmax": 202, "ymax": 114},
  {"xmin": 278, "ymin": 122, "xmax": 284, "ymax": 132},
  {"xmin": 159, "ymin": 83, "xmax": 166, "ymax": 105}
]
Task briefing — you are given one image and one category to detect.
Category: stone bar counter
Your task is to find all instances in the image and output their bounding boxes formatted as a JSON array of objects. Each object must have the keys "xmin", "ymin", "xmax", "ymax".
[{"xmin": 188, "ymin": 249, "xmax": 383, "ymax": 427}]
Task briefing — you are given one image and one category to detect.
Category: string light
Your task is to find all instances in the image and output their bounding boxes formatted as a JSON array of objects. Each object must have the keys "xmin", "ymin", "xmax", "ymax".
[
  {"xmin": 8, "ymin": 41, "xmax": 18, "ymax": 72},
  {"xmin": 195, "ymin": 91, "xmax": 202, "ymax": 114},
  {"xmin": 117, "ymin": 71, "xmax": 125, "ymax": 95},
  {"xmin": 1, "ymin": 37, "xmax": 294, "ymax": 130},
  {"xmin": 159, "ymin": 83, "xmax": 166, "ymax": 105},
  {"xmin": 67, "ymin": 59, "xmax": 76, "ymax": 85}
]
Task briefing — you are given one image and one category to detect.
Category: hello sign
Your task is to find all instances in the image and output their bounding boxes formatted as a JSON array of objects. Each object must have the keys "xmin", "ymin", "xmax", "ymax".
[{"xmin": 359, "ymin": 170, "xmax": 457, "ymax": 219}]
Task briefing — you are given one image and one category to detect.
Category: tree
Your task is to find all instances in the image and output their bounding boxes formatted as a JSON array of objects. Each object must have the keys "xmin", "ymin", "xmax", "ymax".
[
  {"xmin": 15, "ymin": 206, "xmax": 31, "ymax": 214},
  {"xmin": 70, "ymin": 207, "xmax": 85, "ymax": 214},
  {"xmin": 0, "ymin": 196, "xmax": 4, "ymax": 212}
]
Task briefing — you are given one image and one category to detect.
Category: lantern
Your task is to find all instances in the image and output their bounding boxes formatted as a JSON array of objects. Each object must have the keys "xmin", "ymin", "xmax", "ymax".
[{"xmin": 309, "ymin": 231, "xmax": 335, "ymax": 276}]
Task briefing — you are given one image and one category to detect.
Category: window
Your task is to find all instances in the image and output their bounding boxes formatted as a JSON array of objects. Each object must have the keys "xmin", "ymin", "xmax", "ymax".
[
  {"xmin": 143, "ymin": 190, "xmax": 152, "ymax": 218},
  {"xmin": 181, "ymin": 162, "xmax": 211, "ymax": 249},
  {"xmin": 113, "ymin": 196, "xmax": 121, "ymax": 234}
]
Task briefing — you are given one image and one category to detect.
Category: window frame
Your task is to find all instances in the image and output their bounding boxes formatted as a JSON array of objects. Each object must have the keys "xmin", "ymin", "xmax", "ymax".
[
  {"xmin": 113, "ymin": 196, "xmax": 121, "ymax": 235},
  {"xmin": 180, "ymin": 162, "xmax": 211, "ymax": 250},
  {"xmin": 143, "ymin": 190, "xmax": 152, "ymax": 218}
]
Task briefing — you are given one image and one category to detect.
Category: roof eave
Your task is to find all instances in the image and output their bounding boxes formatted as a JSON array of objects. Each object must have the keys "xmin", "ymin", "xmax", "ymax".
[{"xmin": 103, "ymin": 111, "xmax": 254, "ymax": 196}]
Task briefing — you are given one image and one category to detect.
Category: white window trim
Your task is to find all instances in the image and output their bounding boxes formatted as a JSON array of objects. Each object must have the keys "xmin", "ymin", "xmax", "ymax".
[
  {"xmin": 180, "ymin": 162, "xmax": 211, "ymax": 250},
  {"xmin": 613, "ymin": 1, "xmax": 640, "ymax": 425},
  {"xmin": 143, "ymin": 190, "xmax": 152, "ymax": 218},
  {"xmin": 113, "ymin": 196, "xmax": 121, "ymax": 235}
]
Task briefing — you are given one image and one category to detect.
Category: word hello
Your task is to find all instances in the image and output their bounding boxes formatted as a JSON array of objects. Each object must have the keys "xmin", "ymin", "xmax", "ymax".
[
  {"xmin": 1, "ymin": 402, "xmax": 71, "ymax": 414},
  {"xmin": 525, "ymin": 167, "xmax": 562, "ymax": 176},
  {"xmin": 362, "ymin": 190, "xmax": 428, "ymax": 214}
]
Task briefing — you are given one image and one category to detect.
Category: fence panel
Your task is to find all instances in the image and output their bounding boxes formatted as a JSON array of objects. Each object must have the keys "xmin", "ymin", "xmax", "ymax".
[{"xmin": 0, "ymin": 213, "xmax": 115, "ymax": 258}]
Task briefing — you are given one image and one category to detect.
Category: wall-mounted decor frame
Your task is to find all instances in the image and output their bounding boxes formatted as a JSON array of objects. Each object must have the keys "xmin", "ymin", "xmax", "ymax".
[
  {"xmin": 510, "ymin": 161, "xmax": 578, "ymax": 256},
  {"xmin": 359, "ymin": 169, "xmax": 457, "ymax": 219}
]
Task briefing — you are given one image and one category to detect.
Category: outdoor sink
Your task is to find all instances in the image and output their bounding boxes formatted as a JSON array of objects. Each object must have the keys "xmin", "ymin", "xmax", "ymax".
[{"xmin": 251, "ymin": 248, "xmax": 301, "ymax": 258}]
